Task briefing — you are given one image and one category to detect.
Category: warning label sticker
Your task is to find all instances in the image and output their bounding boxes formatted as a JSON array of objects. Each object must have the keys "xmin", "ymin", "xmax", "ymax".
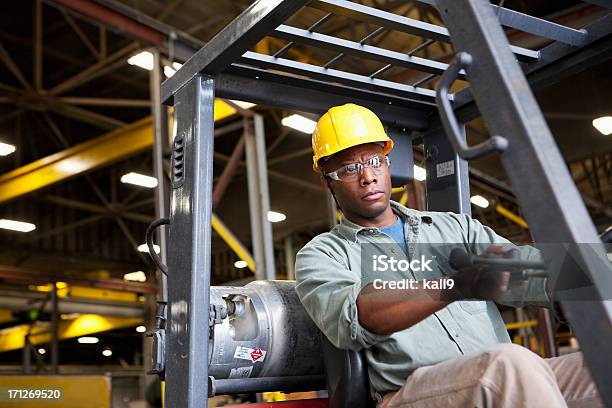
[
  {"xmin": 436, "ymin": 161, "xmax": 455, "ymax": 178},
  {"xmin": 229, "ymin": 366, "xmax": 253, "ymax": 379},
  {"xmin": 234, "ymin": 346, "xmax": 267, "ymax": 363}
]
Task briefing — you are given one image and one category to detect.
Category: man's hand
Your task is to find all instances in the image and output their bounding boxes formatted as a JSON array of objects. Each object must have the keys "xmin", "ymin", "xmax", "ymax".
[{"xmin": 452, "ymin": 245, "xmax": 512, "ymax": 300}]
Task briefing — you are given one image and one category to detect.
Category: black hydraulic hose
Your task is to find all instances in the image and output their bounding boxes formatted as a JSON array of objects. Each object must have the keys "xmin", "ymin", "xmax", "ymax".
[{"xmin": 146, "ymin": 218, "xmax": 169, "ymax": 276}]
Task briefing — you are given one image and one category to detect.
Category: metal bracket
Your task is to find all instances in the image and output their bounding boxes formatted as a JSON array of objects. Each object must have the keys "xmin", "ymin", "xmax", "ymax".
[
  {"xmin": 209, "ymin": 303, "xmax": 228, "ymax": 327},
  {"xmin": 147, "ymin": 328, "xmax": 166, "ymax": 380},
  {"xmin": 436, "ymin": 52, "xmax": 509, "ymax": 160}
]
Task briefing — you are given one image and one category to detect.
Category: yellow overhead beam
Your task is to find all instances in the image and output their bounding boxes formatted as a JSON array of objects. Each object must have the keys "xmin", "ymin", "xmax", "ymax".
[
  {"xmin": 495, "ymin": 204, "xmax": 529, "ymax": 229},
  {"xmin": 0, "ymin": 99, "xmax": 237, "ymax": 203},
  {"xmin": 0, "ymin": 313, "xmax": 142, "ymax": 353},
  {"xmin": 30, "ymin": 282, "xmax": 139, "ymax": 303},
  {"xmin": 212, "ymin": 213, "xmax": 256, "ymax": 272}
]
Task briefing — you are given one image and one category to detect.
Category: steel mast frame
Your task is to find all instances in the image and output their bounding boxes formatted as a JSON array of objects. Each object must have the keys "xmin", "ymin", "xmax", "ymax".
[{"xmin": 160, "ymin": 0, "xmax": 612, "ymax": 406}]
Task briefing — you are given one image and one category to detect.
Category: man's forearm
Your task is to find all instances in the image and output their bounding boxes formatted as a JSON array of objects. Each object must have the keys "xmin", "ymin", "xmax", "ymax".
[{"xmin": 356, "ymin": 278, "xmax": 457, "ymax": 335}]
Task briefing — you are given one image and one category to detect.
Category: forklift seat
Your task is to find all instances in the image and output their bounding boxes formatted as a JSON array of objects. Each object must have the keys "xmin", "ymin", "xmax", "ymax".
[{"xmin": 321, "ymin": 333, "xmax": 377, "ymax": 408}]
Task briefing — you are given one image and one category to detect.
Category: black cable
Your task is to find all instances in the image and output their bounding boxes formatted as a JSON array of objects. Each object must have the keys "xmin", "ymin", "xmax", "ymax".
[{"xmin": 146, "ymin": 218, "xmax": 169, "ymax": 276}]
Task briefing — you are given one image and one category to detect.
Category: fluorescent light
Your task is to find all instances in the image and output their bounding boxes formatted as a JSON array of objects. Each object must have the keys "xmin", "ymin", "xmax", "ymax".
[
  {"xmin": 0, "ymin": 142, "xmax": 16, "ymax": 156},
  {"xmin": 267, "ymin": 210, "xmax": 286, "ymax": 223},
  {"xmin": 138, "ymin": 243, "xmax": 160, "ymax": 254},
  {"xmin": 164, "ymin": 62, "xmax": 183, "ymax": 78},
  {"xmin": 164, "ymin": 66, "xmax": 175, "ymax": 77},
  {"xmin": 124, "ymin": 271, "xmax": 147, "ymax": 282},
  {"xmin": 593, "ymin": 116, "xmax": 612, "ymax": 135},
  {"xmin": 77, "ymin": 336, "xmax": 99, "ymax": 344},
  {"xmin": 281, "ymin": 114, "xmax": 317, "ymax": 134},
  {"xmin": 229, "ymin": 100, "xmax": 256, "ymax": 109},
  {"xmin": 470, "ymin": 195, "xmax": 490, "ymax": 208},
  {"xmin": 56, "ymin": 159, "xmax": 87, "ymax": 174},
  {"xmin": 413, "ymin": 165, "xmax": 426, "ymax": 181},
  {"xmin": 102, "ymin": 348, "xmax": 113, "ymax": 357},
  {"xmin": 0, "ymin": 219, "xmax": 36, "ymax": 232},
  {"xmin": 136, "ymin": 325, "xmax": 146, "ymax": 333},
  {"xmin": 127, "ymin": 51, "xmax": 154, "ymax": 71},
  {"xmin": 38, "ymin": 348, "xmax": 46, "ymax": 355},
  {"xmin": 234, "ymin": 260, "xmax": 248, "ymax": 269},
  {"xmin": 120, "ymin": 172, "xmax": 158, "ymax": 188}
]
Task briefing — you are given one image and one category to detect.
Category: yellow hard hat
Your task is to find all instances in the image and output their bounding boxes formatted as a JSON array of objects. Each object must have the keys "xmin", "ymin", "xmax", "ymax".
[{"xmin": 311, "ymin": 103, "xmax": 393, "ymax": 172}]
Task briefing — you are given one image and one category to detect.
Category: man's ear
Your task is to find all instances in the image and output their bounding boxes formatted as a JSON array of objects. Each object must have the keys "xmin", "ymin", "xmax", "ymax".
[{"xmin": 319, "ymin": 174, "xmax": 332, "ymax": 192}]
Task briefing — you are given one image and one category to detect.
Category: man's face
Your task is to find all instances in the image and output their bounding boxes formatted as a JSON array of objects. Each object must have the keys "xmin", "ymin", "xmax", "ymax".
[{"xmin": 321, "ymin": 143, "xmax": 392, "ymax": 220}]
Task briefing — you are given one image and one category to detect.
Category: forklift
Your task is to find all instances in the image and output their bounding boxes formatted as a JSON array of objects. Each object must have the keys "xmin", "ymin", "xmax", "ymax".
[{"xmin": 144, "ymin": 0, "xmax": 612, "ymax": 406}]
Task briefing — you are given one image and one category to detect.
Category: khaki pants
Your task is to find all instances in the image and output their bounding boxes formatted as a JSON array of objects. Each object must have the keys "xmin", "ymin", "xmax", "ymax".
[{"xmin": 378, "ymin": 344, "xmax": 603, "ymax": 408}]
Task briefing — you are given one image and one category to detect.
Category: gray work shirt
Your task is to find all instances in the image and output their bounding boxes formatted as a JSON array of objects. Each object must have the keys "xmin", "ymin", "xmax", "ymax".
[{"xmin": 295, "ymin": 201, "xmax": 549, "ymax": 393}]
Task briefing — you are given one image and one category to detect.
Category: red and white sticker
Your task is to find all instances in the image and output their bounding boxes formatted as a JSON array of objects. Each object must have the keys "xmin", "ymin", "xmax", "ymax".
[{"xmin": 234, "ymin": 346, "xmax": 267, "ymax": 363}]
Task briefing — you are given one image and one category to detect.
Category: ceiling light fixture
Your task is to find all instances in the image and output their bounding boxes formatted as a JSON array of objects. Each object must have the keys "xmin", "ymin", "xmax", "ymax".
[
  {"xmin": 120, "ymin": 172, "xmax": 158, "ymax": 188},
  {"xmin": 281, "ymin": 114, "xmax": 317, "ymax": 134},
  {"xmin": 234, "ymin": 260, "xmax": 248, "ymax": 269},
  {"xmin": 229, "ymin": 100, "xmax": 256, "ymax": 109},
  {"xmin": 0, "ymin": 219, "xmax": 36, "ymax": 232},
  {"xmin": 137, "ymin": 244, "xmax": 160, "ymax": 254},
  {"xmin": 593, "ymin": 116, "xmax": 612, "ymax": 135},
  {"xmin": 124, "ymin": 271, "xmax": 147, "ymax": 282},
  {"xmin": 164, "ymin": 61, "xmax": 183, "ymax": 78},
  {"xmin": 0, "ymin": 142, "xmax": 16, "ymax": 156},
  {"xmin": 77, "ymin": 336, "xmax": 99, "ymax": 344},
  {"xmin": 470, "ymin": 195, "xmax": 490, "ymax": 208},
  {"xmin": 267, "ymin": 211, "xmax": 286, "ymax": 223},
  {"xmin": 127, "ymin": 51, "xmax": 154, "ymax": 71}
]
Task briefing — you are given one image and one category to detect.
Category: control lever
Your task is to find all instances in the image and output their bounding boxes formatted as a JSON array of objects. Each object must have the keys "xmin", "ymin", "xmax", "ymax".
[{"xmin": 449, "ymin": 248, "xmax": 548, "ymax": 280}]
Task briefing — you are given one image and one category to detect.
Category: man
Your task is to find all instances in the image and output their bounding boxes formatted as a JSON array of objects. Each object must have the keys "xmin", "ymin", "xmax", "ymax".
[{"xmin": 294, "ymin": 104, "xmax": 602, "ymax": 407}]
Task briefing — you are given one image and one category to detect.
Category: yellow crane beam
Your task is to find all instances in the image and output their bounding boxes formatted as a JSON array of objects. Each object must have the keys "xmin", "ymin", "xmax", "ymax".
[
  {"xmin": 0, "ymin": 100, "xmax": 237, "ymax": 204},
  {"xmin": 0, "ymin": 313, "xmax": 142, "ymax": 353}
]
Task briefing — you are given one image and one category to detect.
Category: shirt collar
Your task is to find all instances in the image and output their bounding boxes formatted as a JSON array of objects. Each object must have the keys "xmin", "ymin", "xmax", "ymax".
[{"xmin": 335, "ymin": 200, "xmax": 429, "ymax": 242}]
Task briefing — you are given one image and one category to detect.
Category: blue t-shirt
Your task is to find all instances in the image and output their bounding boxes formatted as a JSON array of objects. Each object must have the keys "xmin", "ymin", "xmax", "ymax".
[{"xmin": 379, "ymin": 215, "xmax": 408, "ymax": 256}]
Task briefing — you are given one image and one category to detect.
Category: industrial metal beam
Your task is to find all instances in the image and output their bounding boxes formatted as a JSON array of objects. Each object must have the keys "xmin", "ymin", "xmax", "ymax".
[
  {"xmin": 437, "ymin": 0, "xmax": 612, "ymax": 404},
  {"xmin": 34, "ymin": 0, "xmax": 44, "ymax": 91},
  {"xmin": 216, "ymin": 65, "xmax": 431, "ymax": 130},
  {"xmin": 51, "ymin": 0, "xmax": 203, "ymax": 61},
  {"xmin": 451, "ymin": 13, "xmax": 612, "ymax": 123},
  {"xmin": 424, "ymin": 124, "xmax": 471, "ymax": 215},
  {"xmin": 162, "ymin": 0, "xmax": 311, "ymax": 103},
  {"xmin": 271, "ymin": 24, "xmax": 466, "ymax": 79},
  {"xmin": 0, "ymin": 43, "xmax": 33, "ymax": 90},
  {"xmin": 42, "ymin": 195, "xmax": 153, "ymax": 223},
  {"xmin": 0, "ymin": 313, "xmax": 142, "ymax": 353},
  {"xmin": 0, "ymin": 83, "xmax": 127, "ymax": 129},
  {"xmin": 245, "ymin": 115, "xmax": 276, "ymax": 280},
  {"xmin": 57, "ymin": 97, "xmax": 150, "ymax": 107},
  {"xmin": 0, "ymin": 264, "xmax": 157, "ymax": 294},
  {"xmin": 165, "ymin": 74, "xmax": 213, "ymax": 407},
  {"xmin": 308, "ymin": 0, "xmax": 540, "ymax": 62},
  {"xmin": 0, "ymin": 100, "xmax": 238, "ymax": 203},
  {"xmin": 414, "ymin": 0, "xmax": 589, "ymax": 46},
  {"xmin": 239, "ymin": 52, "xmax": 439, "ymax": 103},
  {"xmin": 0, "ymin": 117, "xmax": 151, "ymax": 203},
  {"xmin": 212, "ymin": 135, "xmax": 245, "ymax": 209},
  {"xmin": 47, "ymin": 43, "xmax": 139, "ymax": 95},
  {"xmin": 212, "ymin": 213, "xmax": 256, "ymax": 272}
]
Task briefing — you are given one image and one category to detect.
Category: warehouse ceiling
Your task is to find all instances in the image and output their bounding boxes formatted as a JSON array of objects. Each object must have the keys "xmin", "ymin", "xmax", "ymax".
[{"xmin": 0, "ymin": 0, "xmax": 610, "ymax": 288}]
